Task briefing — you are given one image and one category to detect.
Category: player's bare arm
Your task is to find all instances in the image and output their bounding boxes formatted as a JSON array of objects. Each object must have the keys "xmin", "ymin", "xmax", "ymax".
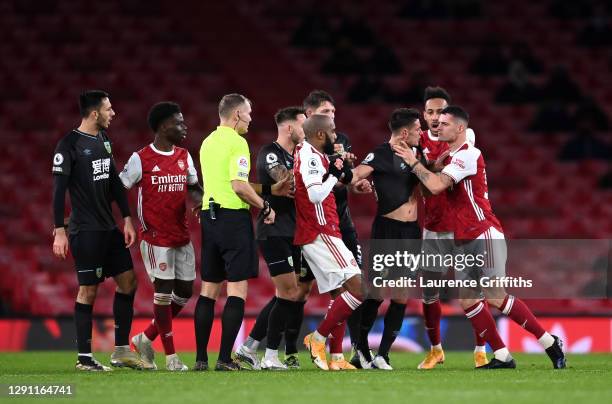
[
  {"xmin": 393, "ymin": 142, "xmax": 453, "ymax": 195},
  {"xmin": 233, "ymin": 180, "xmax": 276, "ymax": 224},
  {"xmin": 250, "ymin": 172, "xmax": 293, "ymax": 198},
  {"xmin": 348, "ymin": 164, "xmax": 374, "ymax": 193}
]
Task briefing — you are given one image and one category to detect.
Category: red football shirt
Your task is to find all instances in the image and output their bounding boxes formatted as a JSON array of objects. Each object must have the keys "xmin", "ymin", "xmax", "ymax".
[
  {"xmin": 293, "ymin": 141, "xmax": 342, "ymax": 245},
  {"xmin": 420, "ymin": 129, "xmax": 476, "ymax": 232},
  {"xmin": 441, "ymin": 142, "xmax": 502, "ymax": 240},
  {"xmin": 120, "ymin": 144, "xmax": 198, "ymax": 247},
  {"xmin": 420, "ymin": 130, "xmax": 452, "ymax": 232}
]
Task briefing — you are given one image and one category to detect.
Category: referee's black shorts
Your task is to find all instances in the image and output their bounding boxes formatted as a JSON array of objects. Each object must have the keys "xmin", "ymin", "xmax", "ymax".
[
  {"xmin": 200, "ymin": 209, "xmax": 258, "ymax": 283},
  {"xmin": 69, "ymin": 229, "xmax": 133, "ymax": 286},
  {"xmin": 258, "ymin": 237, "xmax": 314, "ymax": 282}
]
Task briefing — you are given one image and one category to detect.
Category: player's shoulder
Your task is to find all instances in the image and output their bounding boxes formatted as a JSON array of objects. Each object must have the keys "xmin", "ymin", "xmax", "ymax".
[
  {"xmin": 363, "ymin": 142, "xmax": 389, "ymax": 162},
  {"xmin": 453, "ymin": 143, "xmax": 482, "ymax": 162},
  {"xmin": 56, "ymin": 130, "xmax": 80, "ymax": 147},
  {"xmin": 466, "ymin": 128, "xmax": 476, "ymax": 146},
  {"xmin": 257, "ymin": 142, "xmax": 278, "ymax": 158}
]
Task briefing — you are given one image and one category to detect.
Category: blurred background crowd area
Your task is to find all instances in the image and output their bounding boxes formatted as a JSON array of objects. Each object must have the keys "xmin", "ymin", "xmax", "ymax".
[{"xmin": 0, "ymin": 0, "xmax": 609, "ymax": 317}]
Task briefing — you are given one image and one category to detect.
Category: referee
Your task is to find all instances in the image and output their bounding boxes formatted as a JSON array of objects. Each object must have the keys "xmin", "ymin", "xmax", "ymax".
[
  {"xmin": 194, "ymin": 93, "xmax": 277, "ymax": 371},
  {"xmin": 51, "ymin": 90, "xmax": 145, "ymax": 371}
]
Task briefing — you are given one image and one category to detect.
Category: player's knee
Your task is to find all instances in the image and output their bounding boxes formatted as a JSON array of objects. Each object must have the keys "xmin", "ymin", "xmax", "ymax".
[
  {"xmin": 200, "ymin": 282, "xmax": 221, "ymax": 300},
  {"xmin": 485, "ymin": 297, "xmax": 505, "ymax": 310},
  {"xmin": 77, "ymin": 286, "xmax": 98, "ymax": 304},
  {"xmin": 459, "ymin": 298, "xmax": 479, "ymax": 310},
  {"xmin": 279, "ymin": 284, "xmax": 300, "ymax": 301},
  {"xmin": 422, "ymin": 288, "xmax": 440, "ymax": 304},
  {"xmin": 115, "ymin": 270, "xmax": 137, "ymax": 295}
]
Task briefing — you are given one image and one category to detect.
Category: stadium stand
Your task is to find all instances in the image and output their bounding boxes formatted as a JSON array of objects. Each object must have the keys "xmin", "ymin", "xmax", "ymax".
[{"xmin": 0, "ymin": 0, "xmax": 610, "ymax": 317}]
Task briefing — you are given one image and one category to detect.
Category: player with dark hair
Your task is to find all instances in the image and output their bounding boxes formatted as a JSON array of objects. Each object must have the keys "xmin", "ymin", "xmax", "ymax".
[
  {"xmin": 347, "ymin": 108, "xmax": 423, "ymax": 370},
  {"xmin": 52, "ymin": 90, "xmax": 145, "ymax": 371},
  {"xmin": 236, "ymin": 106, "xmax": 315, "ymax": 370},
  {"xmin": 418, "ymin": 87, "xmax": 484, "ymax": 369},
  {"xmin": 295, "ymin": 114, "xmax": 365, "ymax": 371},
  {"xmin": 302, "ymin": 90, "xmax": 371, "ymax": 364},
  {"xmin": 120, "ymin": 102, "xmax": 203, "ymax": 371},
  {"xmin": 394, "ymin": 106, "xmax": 566, "ymax": 369}
]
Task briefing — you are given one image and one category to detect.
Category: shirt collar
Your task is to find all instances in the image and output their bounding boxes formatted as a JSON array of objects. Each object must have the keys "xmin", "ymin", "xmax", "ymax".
[
  {"xmin": 216, "ymin": 125, "xmax": 239, "ymax": 136},
  {"xmin": 449, "ymin": 141, "xmax": 469, "ymax": 157},
  {"xmin": 150, "ymin": 144, "xmax": 175, "ymax": 156}
]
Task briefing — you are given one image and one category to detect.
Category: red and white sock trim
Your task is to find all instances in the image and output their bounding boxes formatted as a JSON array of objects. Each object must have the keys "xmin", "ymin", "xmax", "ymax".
[
  {"xmin": 501, "ymin": 295, "xmax": 515, "ymax": 315},
  {"xmin": 171, "ymin": 293, "xmax": 189, "ymax": 307},
  {"xmin": 154, "ymin": 293, "xmax": 172, "ymax": 306},
  {"xmin": 465, "ymin": 301, "xmax": 484, "ymax": 319},
  {"xmin": 340, "ymin": 291, "xmax": 361, "ymax": 310}
]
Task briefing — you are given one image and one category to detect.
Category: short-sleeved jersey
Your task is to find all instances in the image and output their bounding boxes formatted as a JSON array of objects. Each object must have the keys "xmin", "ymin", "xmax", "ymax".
[
  {"xmin": 420, "ymin": 129, "xmax": 476, "ymax": 232},
  {"xmin": 441, "ymin": 142, "xmax": 502, "ymax": 240},
  {"xmin": 332, "ymin": 132, "xmax": 355, "ymax": 232},
  {"xmin": 255, "ymin": 142, "xmax": 295, "ymax": 240},
  {"xmin": 293, "ymin": 141, "xmax": 341, "ymax": 245},
  {"xmin": 360, "ymin": 143, "xmax": 420, "ymax": 216},
  {"xmin": 120, "ymin": 144, "xmax": 198, "ymax": 247},
  {"xmin": 52, "ymin": 129, "xmax": 119, "ymax": 234},
  {"xmin": 199, "ymin": 126, "xmax": 250, "ymax": 210}
]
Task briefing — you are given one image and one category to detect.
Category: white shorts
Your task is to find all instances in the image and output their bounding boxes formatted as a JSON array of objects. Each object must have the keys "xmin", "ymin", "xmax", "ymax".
[
  {"xmin": 421, "ymin": 228, "xmax": 455, "ymax": 272},
  {"xmin": 139, "ymin": 240, "xmax": 196, "ymax": 283},
  {"xmin": 301, "ymin": 234, "xmax": 361, "ymax": 293},
  {"xmin": 455, "ymin": 226, "xmax": 507, "ymax": 281}
]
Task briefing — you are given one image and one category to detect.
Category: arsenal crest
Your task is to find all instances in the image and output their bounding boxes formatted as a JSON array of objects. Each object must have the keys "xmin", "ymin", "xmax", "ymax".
[
  {"xmin": 104, "ymin": 141, "xmax": 112, "ymax": 154},
  {"xmin": 178, "ymin": 159, "xmax": 185, "ymax": 170}
]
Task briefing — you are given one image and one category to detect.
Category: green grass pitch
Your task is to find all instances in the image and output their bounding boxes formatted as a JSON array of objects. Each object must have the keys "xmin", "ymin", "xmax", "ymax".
[{"xmin": 1, "ymin": 352, "xmax": 611, "ymax": 404}]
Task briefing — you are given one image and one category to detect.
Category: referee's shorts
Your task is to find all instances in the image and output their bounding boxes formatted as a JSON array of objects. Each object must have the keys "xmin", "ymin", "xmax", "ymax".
[
  {"xmin": 200, "ymin": 208, "xmax": 258, "ymax": 283},
  {"xmin": 258, "ymin": 237, "xmax": 314, "ymax": 282}
]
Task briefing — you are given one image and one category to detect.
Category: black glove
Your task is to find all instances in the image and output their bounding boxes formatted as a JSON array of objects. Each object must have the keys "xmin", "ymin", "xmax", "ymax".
[
  {"xmin": 327, "ymin": 158, "xmax": 343, "ymax": 180},
  {"xmin": 340, "ymin": 161, "xmax": 353, "ymax": 184}
]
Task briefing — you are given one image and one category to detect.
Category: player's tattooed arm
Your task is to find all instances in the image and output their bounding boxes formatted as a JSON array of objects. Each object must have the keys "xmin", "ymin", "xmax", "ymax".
[
  {"xmin": 393, "ymin": 142, "xmax": 453, "ymax": 195},
  {"xmin": 268, "ymin": 164, "xmax": 289, "ymax": 182}
]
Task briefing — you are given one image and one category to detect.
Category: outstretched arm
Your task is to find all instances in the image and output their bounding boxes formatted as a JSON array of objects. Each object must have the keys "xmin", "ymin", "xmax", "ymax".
[{"xmin": 393, "ymin": 143, "xmax": 453, "ymax": 195}]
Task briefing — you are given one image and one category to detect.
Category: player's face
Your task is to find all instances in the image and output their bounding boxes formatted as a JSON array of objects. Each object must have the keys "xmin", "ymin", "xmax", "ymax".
[
  {"xmin": 313, "ymin": 101, "xmax": 336, "ymax": 121},
  {"xmin": 406, "ymin": 119, "xmax": 421, "ymax": 146},
  {"xmin": 438, "ymin": 113, "xmax": 459, "ymax": 142},
  {"xmin": 94, "ymin": 98, "xmax": 115, "ymax": 130},
  {"xmin": 166, "ymin": 113, "xmax": 188, "ymax": 146},
  {"xmin": 235, "ymin": 102, "xmax": 252, "ymax": 135},
  {"xmin": 424, "ymin": 98, "xmax": 448, "ymax": 135},
  {"xmin": 289, "ymin": 114, "xmax": 306, "ymax": 145}
]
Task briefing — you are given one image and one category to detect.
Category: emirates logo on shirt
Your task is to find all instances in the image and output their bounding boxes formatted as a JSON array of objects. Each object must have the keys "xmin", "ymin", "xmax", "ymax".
[{"xmin": 178, "ymin": 159, "xmax": 185, "ymax": 170}]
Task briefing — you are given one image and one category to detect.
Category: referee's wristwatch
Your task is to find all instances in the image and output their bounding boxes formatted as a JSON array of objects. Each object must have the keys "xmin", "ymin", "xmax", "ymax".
[{"xmin": 259, "ymin": 200, "xmax": 272, "ymax": 219}]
